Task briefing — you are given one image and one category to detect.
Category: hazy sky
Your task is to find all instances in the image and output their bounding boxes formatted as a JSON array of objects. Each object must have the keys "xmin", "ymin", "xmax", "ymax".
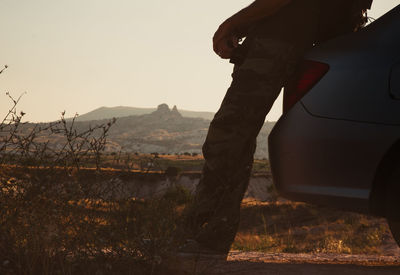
[{"xmin": 0, "ymin": 0, "xmax": 398, "ymax": 122}]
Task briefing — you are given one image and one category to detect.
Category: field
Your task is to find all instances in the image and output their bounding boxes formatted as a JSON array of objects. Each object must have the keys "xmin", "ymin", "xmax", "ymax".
[
  {"xmin": 0, "ymin": 102, "xmax": 397, "ymax": 274},
  {"xmin": 99, "ymin": 153, "xmax": 270, "ymax": 175},
  {"xmin": 1, "ymin": 155, "xmax": 397, "ymax": 274}
]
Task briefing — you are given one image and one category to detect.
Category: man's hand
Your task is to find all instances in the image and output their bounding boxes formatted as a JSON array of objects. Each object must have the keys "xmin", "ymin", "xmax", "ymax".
[
  {"xmin": 212, "ymin": 0, "xmax": 291, "ymax": 59},
  {"xmin": 213, "ymin": 21, "xmax": 240, "ymax": 59}
]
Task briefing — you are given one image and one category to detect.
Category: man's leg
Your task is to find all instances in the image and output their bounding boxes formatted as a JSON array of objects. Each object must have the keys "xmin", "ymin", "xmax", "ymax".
[
  {"xmin": 185, "ymin": 38, "xmax": 301, "ymax": 252},
  {"xmin": 184, "ymin": 0, "xmax": 322, "ymax": 253}
]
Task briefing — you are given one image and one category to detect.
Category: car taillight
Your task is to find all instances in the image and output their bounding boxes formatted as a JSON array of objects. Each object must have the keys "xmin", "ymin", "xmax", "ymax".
[{"xmin": 283, "ymin": 60, "xmax": 329, "ymax": 113}]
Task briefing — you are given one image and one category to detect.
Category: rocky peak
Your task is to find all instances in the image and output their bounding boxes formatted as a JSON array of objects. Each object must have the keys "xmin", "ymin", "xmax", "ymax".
[
  {"xmin": 156, "ymin": 104, "xmax": 170, "ymax": 114},
  {"xmin": 150, "ymin": 103, "xmax": 182, "ymax": 118},
  {"xmin": 172, "ymin": 105, "xmax": 182, "ymax": 117}
]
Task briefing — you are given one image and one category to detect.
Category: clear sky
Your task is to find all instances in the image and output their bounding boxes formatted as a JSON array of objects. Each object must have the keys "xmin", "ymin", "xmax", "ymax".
[{"xmin": 0, "ymin": 0, "xmax": 398, "ymax": 122}]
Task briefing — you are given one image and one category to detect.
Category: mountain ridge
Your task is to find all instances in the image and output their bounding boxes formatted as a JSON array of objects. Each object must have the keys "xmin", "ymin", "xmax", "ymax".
[
  {"xmin": 36, "ymin": 104, "xmax": 275, "ymax": 158},
  {"xmin": 79, "ymin": 104, "xmax": 275, "ymax": 158},
  {"xmin": 70, "ymin": 105, "xmax": 216, "ymax": 121}
]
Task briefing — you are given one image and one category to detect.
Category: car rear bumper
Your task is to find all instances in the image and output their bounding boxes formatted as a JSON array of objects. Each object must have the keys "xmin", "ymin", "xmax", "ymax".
[{"xmin": 268, "ymin": 103, "xmax": 395, "ymax": 213}]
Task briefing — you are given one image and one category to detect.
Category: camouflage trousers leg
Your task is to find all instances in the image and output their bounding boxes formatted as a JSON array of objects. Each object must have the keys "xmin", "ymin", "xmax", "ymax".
[{"xmin": 185, "ymin": 38, "xmax": 301, "ymax": 252}]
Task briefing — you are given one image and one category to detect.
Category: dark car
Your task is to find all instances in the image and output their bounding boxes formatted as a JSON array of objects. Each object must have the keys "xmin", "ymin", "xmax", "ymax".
[{"xmin": 268, "ymin": 5, "xmax": 400, "ymax": 246}]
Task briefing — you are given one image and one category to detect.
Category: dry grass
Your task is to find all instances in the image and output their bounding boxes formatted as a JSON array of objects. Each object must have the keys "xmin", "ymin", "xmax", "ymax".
[
  {"xmin": 0, "ymin": 165, "xmax": 191, "ymax": 275},
  {"xmin": 0, "ymin": 164, "xmax": 393, "ymax": 274},
  {"xmin": 234, "ymin": 201, "xmax": 391, "ymax": 254}
]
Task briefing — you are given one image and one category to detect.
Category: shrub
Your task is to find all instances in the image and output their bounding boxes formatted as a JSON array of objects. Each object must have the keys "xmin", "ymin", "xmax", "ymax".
[{"xmin": 0, "ymin": 93, "xmax": 186, "ymax": 274}]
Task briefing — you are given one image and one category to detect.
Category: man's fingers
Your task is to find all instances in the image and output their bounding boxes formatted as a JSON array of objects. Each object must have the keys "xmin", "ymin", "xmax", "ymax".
[
  {"xmin": 213, "ymin": 20, "xmax": 237, "ymax": 57},
  {"xmin": 214, "ymin": 38, "xmax": 235, "ymax": 59},
  {"xmin": 219, "ymin": 51, "xmax": 233, "ymax": 59}
]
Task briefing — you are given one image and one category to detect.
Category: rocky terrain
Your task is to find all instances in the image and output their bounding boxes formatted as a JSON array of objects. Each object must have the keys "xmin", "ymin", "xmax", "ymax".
[
  {"xmin": 102, "ymin": 104, "xmax": 275, "ymax": 158},
  {"xmin": 33, "ymin": 104, "xmax": 276, "ymax": 158}
]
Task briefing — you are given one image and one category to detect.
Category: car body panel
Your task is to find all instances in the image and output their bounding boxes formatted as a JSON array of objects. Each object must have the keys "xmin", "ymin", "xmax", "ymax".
[
  {"xmin": 301, "ymin": 5, "xmax": 400, "ymax": 125},
  {"xmin": 269, "ymin": 103, "xmax": 400, "ymax": 212}
]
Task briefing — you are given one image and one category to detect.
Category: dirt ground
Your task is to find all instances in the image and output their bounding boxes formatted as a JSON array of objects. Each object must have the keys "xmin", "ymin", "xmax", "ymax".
[{"xmin": 193, "ymin": 252, "xmax": 400, "ymax": 275}]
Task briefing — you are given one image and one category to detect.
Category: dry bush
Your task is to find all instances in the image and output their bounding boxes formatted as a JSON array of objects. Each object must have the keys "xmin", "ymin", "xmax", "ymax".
[{"xmin": 0, "ymin": 92, "xmax": 189, "ymax": 275}]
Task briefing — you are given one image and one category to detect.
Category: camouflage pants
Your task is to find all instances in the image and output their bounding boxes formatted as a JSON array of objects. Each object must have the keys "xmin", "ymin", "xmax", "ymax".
[
  {"xmin": 184, "ymin": 0, "xmax": 323, "ymax": 252},
  {"xmin": 185, "ymin": 38, "xmax": 303, "ymax": 252}
]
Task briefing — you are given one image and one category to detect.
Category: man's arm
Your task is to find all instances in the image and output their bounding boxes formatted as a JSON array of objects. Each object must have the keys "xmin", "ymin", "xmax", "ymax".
[{"xmin": 213, "ymin": 0, "xmax": 291, "ymax": 59}]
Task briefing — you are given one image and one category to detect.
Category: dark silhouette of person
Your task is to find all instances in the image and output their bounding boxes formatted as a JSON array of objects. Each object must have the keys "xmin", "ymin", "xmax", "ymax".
[{"xmin": 183, "ymin": 0, "xmax": 373, "ymax": 255}]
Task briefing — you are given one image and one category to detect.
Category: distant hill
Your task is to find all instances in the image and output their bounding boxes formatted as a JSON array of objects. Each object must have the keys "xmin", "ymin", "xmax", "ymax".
[
  {"xmin": 27, "ymin": 104, "xmax": 275, "ymax": 159},
  {"xmin": 71, "ymin": 105, "xmax": 216, "ymax": 121}
]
